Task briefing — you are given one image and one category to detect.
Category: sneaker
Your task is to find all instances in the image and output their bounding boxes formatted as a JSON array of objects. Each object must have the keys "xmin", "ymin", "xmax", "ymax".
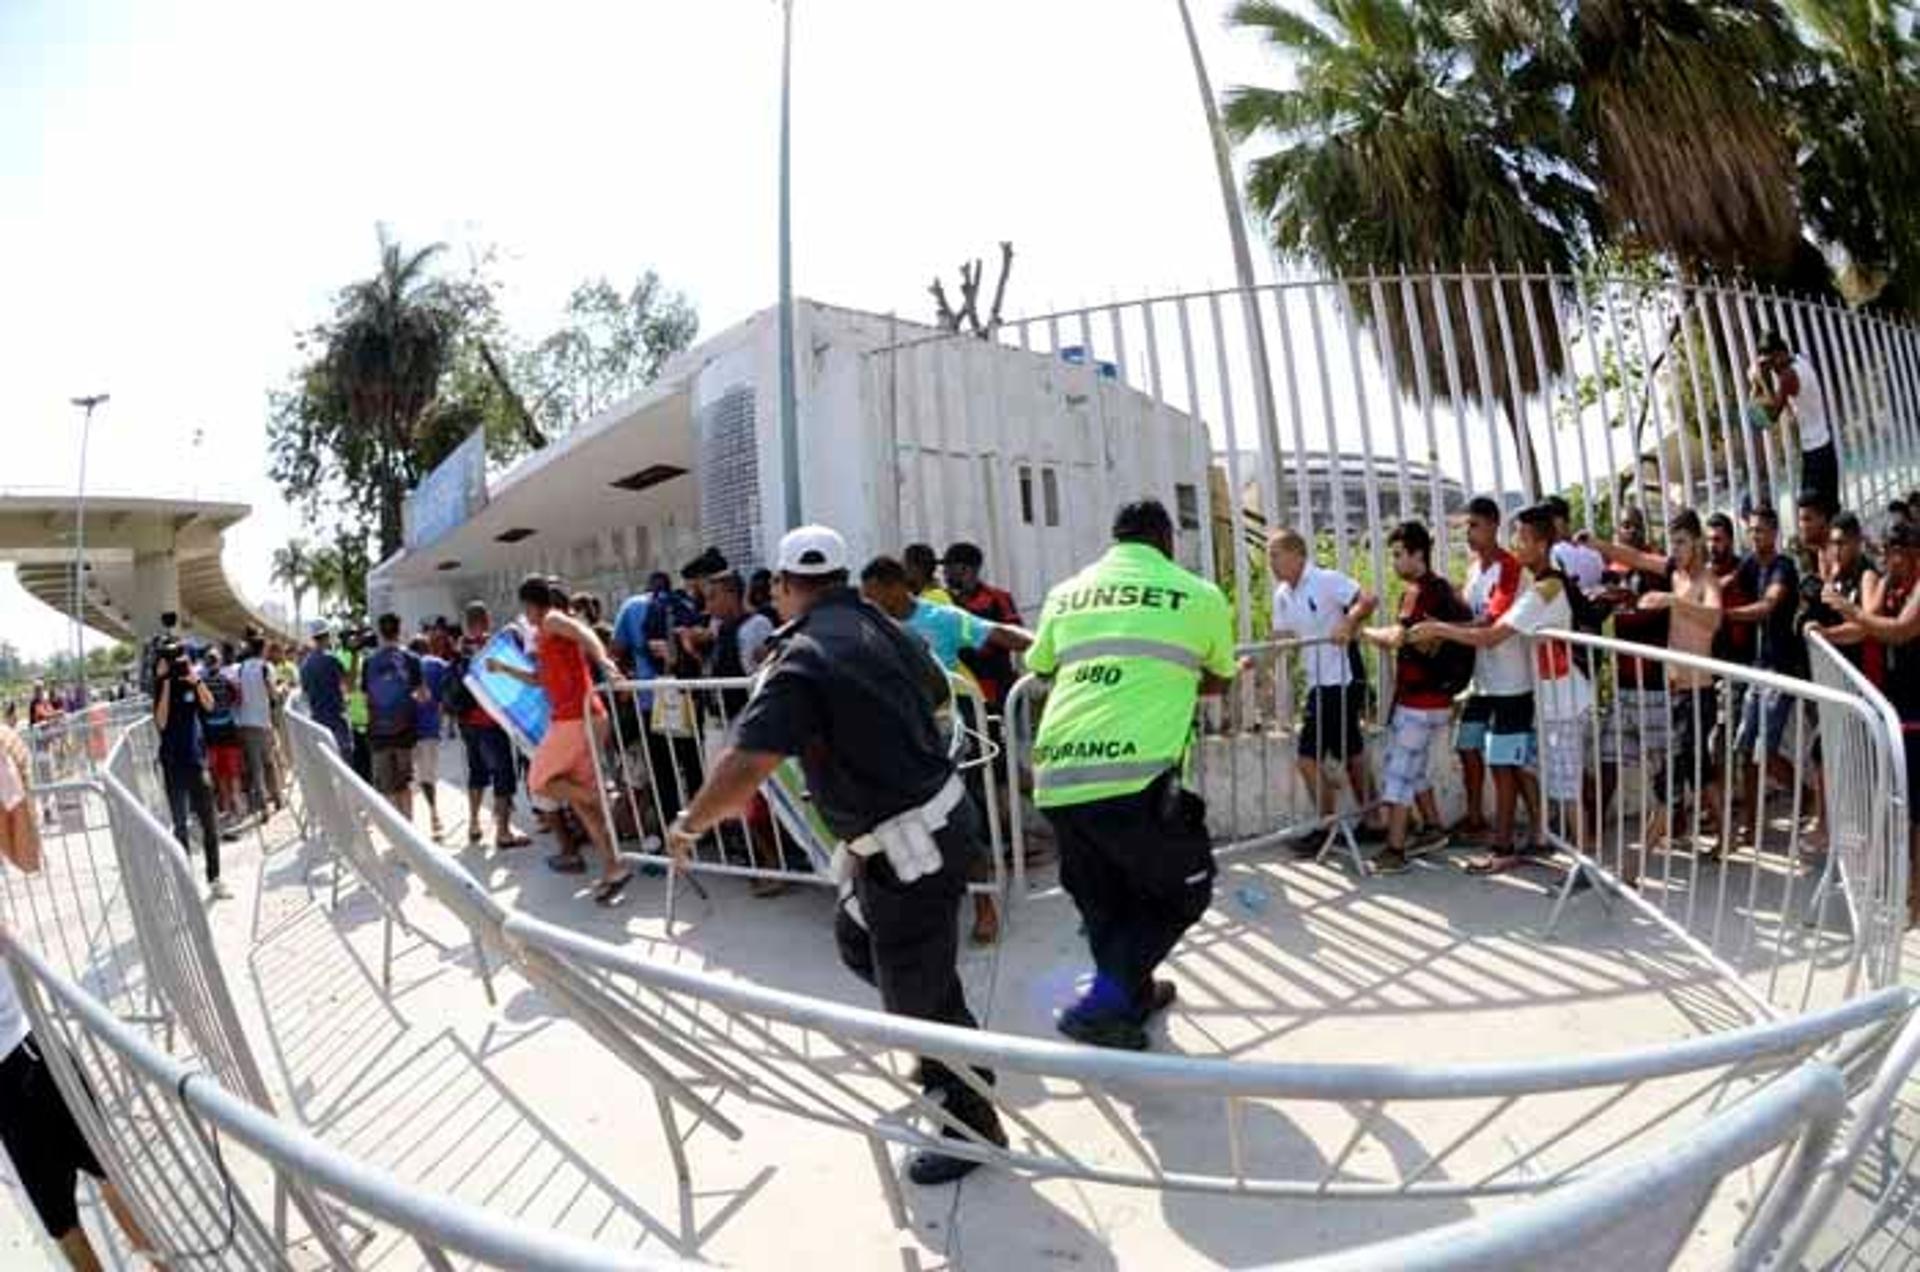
[
  {"xmin": 1055, "ymin": 1006, "xmax": 1149, "ymax": 1051},
  {"xmin": 1371, "ymin": 848, "xmax": 1411, "ymax": 876},
  {"xmin": 1408, "ymin": 827, "xmax": 1451, "ymax": 856},
  {"xmin": 906, "ymin": 1149, "xmax": 985, "ymax": 1186},
  {"xmin": 1284, "ymin": 829, "xmax": 1325, "ymax": 860},
  {"xmin": 207, "ymin": 879, "xmax": 233, "ymax": 901},
  {"xmin": 545, "ymin": 853, "xmax": 588, "ymax": 875}
]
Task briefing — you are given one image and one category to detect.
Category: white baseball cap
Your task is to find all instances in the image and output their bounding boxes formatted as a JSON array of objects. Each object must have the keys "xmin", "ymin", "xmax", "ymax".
[
  {"xmin": 775, "ymin": 524, "xmax": 849, "ymax": 576},
  {"xmin": 307, "ymin": 619, "xmax": 332, "ymax": 639}
]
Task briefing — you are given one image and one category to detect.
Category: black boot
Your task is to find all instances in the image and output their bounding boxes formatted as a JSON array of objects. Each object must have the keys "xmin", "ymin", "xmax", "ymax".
[{"xmin": 907, "ymin": 1083, "xmax": 1006, "ymax": 1186}]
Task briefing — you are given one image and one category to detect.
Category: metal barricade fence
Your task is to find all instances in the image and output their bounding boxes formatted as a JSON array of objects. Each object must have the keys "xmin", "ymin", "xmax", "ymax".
[
  {"xmin": 589, "ymin": 673, "xmax": 1010, "ymax": 908},
  {"xmin": 283, "ymin": 707, "xmax": 420, "ymax": 993},
  {"xmin": 92, "ymin": 724, "xmax": 359, "ymax": 1265},
  {"xmin": 1516, "ymin": 628, "xmax": 1907, "ymax": 1025},
  {"xmin": 0, "ymin": 775, "xmax": 159, "ymax": 1033},
  {"xmin": 1, "ymin": 934, "xmax": 695, "ymax": 1271},
  {"xmin": 1278, "ymin": 1060, "xmax": 1848, "ymax": 1272},
  {"xmin": 502, "ymin": 904, "xmax": 1908, "ymax": 1229},
  {"xmin": 284, "ymin": 696, "xmax": 742, "ymax": 1185}
]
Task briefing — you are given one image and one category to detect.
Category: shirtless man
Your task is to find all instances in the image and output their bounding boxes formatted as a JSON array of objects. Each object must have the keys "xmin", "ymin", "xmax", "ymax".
[{"xmin": 1594, "ymin": 509, "xmax": 1723, "ymax": 883}]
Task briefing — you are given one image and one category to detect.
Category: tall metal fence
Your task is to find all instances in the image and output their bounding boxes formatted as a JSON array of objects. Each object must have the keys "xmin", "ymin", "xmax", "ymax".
[{"xmin": 865, "ymin": 273, "xmax": 1920, "ymax": 632}]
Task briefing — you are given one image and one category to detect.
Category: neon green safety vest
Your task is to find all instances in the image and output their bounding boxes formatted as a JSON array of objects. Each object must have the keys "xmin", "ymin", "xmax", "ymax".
[{"xmin": 1026, "ymin": 542, "xmax": 1237, "ymax": 809}]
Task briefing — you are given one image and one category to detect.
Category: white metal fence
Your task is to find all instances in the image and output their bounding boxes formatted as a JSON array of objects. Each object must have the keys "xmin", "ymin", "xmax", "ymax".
[{"xmin": 865, "ymin": 273, "xmax": 1920, "ymax": 634}]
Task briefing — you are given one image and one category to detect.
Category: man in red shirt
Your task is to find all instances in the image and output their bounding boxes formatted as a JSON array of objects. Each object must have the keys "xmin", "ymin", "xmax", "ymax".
[
  {"xmin": 1359, "ymin": 521, "xmax": 1464, "ymax": 874},
  {"xmin": 488, "ymin": 577, "xmax": 629, "ymax": 905},
  {"xmin": 942, "ymin": 542, "xmax": 1023, "ymax": 708}
]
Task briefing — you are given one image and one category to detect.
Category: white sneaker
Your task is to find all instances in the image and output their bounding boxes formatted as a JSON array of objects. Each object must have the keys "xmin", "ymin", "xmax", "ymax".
[{"xmin": 208, "ymin": 879, "xmax": 233, "ymax": 901}]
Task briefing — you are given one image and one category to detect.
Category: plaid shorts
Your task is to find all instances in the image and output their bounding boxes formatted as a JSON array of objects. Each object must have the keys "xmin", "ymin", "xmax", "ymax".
[
  {"xmin": 1599, "ymin": 687, "xmax": 1670, "ymax": 763},
  {"xmin": 1382, "ymin": 705, "xmax": 1451, "ymax": 806}
]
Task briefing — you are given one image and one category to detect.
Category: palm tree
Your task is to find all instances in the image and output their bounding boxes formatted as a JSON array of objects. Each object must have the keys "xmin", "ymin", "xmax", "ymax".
[
  {"xmin": 270, "ymin": 539, "xmax": 314, "ymax": 629},
  {"xmin": 1224, "ymin": 0, "xmax": 1593, "ymax": 497},
  {"xmin": 1786, "ymin": 0, "xmax": 1920, "ymax": 309},
  {"xmin": 1563, "ymin": 0, "xmax": 1803, "ymax": 273},
  {"xmin": 327, "ymin": 230, "xmax": 467, "ymax": 558},
  {"xmin": 306, "ymin": 547, "xmax": 343, "ymax": 619}
]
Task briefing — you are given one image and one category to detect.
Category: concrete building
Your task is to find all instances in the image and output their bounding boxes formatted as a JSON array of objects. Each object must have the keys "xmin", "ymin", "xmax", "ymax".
[{"xmin": 370, "ymin": 299, "xmax": 1211, "ymax": 625}]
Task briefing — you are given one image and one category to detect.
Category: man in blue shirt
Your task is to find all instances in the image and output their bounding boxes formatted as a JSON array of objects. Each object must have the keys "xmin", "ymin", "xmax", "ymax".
[
  {"xmin": 152, "ymin": 639, "xmax": 227, "ymax": 899},
  {"xmin": 299, "ymin": 623, "xmax": 352, "ymax": 760},
  {"xmin": 610, "ymin": 572, "xmax": 703, "ymax": 824}
]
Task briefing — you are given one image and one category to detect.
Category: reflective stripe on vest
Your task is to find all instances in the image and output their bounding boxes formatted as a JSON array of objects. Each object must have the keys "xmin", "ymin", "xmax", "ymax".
[
  {"xmin": 1033, "ymin": 759, "xmax": 1172, "ymax": 791},
  {"xmin": 1053, "ymin": 637, "xmax": 1203, "ymax": 670}
]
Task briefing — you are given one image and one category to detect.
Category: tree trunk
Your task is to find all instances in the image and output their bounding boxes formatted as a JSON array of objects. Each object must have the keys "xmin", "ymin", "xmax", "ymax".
[{"xmin": 1501, "ymin": 396, "xmax": 1544, "ymax": 502}]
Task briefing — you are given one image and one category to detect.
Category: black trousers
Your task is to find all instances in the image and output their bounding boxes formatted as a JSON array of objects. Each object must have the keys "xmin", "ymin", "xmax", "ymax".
[
  {"xmin": 0, "ymin": 1036, "xmax": 104, "ymax": 1237},
  {"xmin": 1802, "ymin": 440, "xmax": 1839, "ymax": 512},
  {"xmin": 643, "ymin": 723, "xmax": 706, "ymax": 823},
  {"xmin": 1046, "ymin": 777, "xmax": 1214, "ymax": 1021},
  {"xmin": 161, "ymin": 756, "xmax": 221, "ymax": 883},
  {"xmin": 834, "ymin": 795, "xmax": 995, "ymax": 1114}
]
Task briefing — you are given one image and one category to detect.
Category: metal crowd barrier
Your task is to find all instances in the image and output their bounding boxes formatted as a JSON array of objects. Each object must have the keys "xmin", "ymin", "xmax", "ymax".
[
  {"xmin": 588, "ymin": 672, "xmax": 1010, "ymax": 913},
  {"xmin": 1512, "ymin": 628, "xmax": 1908, "ymax": 1025},
  {"xmin": 282, "ymin": 699, "xmax": 743, "ymax": 1188},
  {"xmin": 1279, "ymin": 1059, "xmax": 1847, "ymax": 1272},
  {"xmin": 502, "ymin": 904, "xmax": 1907, "ymax": 1229},
  {"xmin": 283, "ymin": 709, "xmax": 421, "ymax": 993},
  {"xmin": 0, "ymin": 934, "xmax": 696, "ymax": 1271},
  {"xmin": 23, "ymin": 696, "xmax": 150, "ymax": 786}
]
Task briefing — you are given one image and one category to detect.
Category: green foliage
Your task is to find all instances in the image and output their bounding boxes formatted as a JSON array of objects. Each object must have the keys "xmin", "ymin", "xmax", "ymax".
[
  {"xmin": 267, "ymin": 230, "xmax": 700, "ymax": 579},
  {"xmin": 270, "ymin": 539, "xmax": 314, "ymax": 628}
]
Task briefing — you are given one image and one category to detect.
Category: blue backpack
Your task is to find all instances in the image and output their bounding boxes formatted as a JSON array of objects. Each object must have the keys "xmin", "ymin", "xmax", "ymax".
[{"xmin": 365, "ymin": 650, "xmax": 417, "ymax": 732}]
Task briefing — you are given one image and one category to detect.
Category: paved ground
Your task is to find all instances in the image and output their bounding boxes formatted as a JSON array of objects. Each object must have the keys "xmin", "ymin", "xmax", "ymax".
[{"xmin": 3, "ymin": 756, "xmax": 1915, "ymax": 1268}]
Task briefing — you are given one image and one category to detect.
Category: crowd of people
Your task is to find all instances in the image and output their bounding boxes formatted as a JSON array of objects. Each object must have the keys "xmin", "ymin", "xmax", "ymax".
[{"xmin": 1265, "ymin": 479, "xmax": 1920, "ymax": 920}]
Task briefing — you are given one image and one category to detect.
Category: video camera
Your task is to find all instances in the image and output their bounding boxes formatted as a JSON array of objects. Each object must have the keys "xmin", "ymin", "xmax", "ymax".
[{"xmin": 152, "ymin": 637, "xmax": 192, "ymax": 682}]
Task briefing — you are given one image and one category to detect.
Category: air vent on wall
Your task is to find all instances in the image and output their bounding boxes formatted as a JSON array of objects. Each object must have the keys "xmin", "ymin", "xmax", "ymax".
[
  {"xmin": 494, "ymin": 527, "xmax": 537, "ymax": 544},
  {"xmin": 610, "ymin": 464, "xmax": 688, "ymax": 492}
]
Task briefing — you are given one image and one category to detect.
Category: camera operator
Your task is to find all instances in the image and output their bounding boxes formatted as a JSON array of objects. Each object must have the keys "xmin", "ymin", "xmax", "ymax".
[{"xmin": 152, "ymin": 639, "xmax": 229, "ymax": 899}]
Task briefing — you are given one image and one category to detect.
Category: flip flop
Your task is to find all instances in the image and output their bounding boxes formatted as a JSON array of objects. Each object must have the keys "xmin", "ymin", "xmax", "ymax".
[
  {"xmin": 495, "ymin": 833, "xmax": 532, "ymax": 850},
  {"xmin": 1464, "ymin": 848, "xmax": 1547, "ymax": 876},
  {"xmin": 593, "ymin": 872, "xmax": 634, "ymax": 906}
]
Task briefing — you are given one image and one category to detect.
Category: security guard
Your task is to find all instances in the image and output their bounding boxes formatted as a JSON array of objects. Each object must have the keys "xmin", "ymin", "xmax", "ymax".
[
  {"xmin": 1028, "ymin": 498, "xmax": 1236, "ymax": 1050},
  {"xmin": 666, "ymin": 524, "xmax": 1007, "ymax": 1185}
]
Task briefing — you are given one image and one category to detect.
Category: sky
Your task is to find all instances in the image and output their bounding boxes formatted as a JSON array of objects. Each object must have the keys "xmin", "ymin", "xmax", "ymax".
[{"xmin": 0, "ymin": 0, "xmax": 1293, "ymax": 658}]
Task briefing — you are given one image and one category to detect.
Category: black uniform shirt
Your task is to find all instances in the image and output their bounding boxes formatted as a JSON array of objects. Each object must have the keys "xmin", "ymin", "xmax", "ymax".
[{"xmin": 733, "ymin": 587, "xmax": 954, "ymax": 840}]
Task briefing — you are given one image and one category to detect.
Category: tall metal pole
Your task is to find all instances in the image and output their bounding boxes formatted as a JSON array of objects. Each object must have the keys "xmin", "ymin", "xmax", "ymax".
[
  {"xmin": 1176, "ymin": 0, "xmax": 1285, "ymax": 528},
  {"xmin": 69, "ymin": 393, "xmax": 109, "ymax": 698},
  {"xmin": 776, "ymin": 0, "xmax": 803, "ymax": 531}
]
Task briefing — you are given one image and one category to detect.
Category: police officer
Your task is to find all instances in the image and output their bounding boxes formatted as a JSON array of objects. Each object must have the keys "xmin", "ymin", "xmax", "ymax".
[
  {"xmin": 665, "ymin": 524, "xmax": 1007, "ymax": 1185},
  {"xmin": 1028, "ymin": 499, "xmax": 1236, "ymax": 1050}
]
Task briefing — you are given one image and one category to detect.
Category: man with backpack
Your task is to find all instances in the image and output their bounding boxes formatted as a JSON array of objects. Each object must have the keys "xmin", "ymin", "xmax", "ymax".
[
  {"xmin": 1358, "ymin": 521, "xmax": 1472, "ymax": 873},
  {"xmin": 362, "ymin": 614, "xmax": 427, "ymax": 819}
]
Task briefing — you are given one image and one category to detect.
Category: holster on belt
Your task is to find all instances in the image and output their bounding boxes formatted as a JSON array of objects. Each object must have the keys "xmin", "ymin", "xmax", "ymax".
[{"xmin": 830, "ymin": 773, "xmax": 966, "ymax": 897}]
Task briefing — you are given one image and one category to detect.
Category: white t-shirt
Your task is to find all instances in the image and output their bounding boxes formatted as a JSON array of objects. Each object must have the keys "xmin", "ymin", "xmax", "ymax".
[
  {"xmin": 234, "ymin": 657, "xmax": 273, "ymax": 730},
  {"xmin": 1550, "ymin": 541, "xmax": 1605, "ymax": 594},
  {"xmin": 1271, "ymin": 565, "xmax": 1362, "ymax": 688},
  {"xmin": 1464, "ymin": 550, "xmax": 1530, "ymax": 696},
  {"xmin": 0, "ymin": 965, "xmax": 27, "ymax": 1058},
  {"xmin": 1785, "ymin": 354, "xmax": 1831, "ymax": 450},
  {"xmin": 1502, "ymin": 578, "xmax": 1592, "ymax": 721}
]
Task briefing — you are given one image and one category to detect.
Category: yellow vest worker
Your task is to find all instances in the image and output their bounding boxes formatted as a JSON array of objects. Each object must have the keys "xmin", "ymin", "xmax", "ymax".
[{"xmin": 1025, "ymin": 499, "xmax": 1235, "ymax": 1051}]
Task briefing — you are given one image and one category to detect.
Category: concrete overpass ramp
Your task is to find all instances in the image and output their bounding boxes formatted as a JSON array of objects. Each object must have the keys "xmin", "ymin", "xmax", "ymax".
[{"xmin": 0, "ymin": 493, "xmax": 289, "ymax": 647}]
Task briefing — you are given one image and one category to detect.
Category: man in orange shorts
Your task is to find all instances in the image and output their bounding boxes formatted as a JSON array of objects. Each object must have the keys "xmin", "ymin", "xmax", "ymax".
[{"xmin": 489, "ymin": 577, "xmax": 630, "ymax": 905}]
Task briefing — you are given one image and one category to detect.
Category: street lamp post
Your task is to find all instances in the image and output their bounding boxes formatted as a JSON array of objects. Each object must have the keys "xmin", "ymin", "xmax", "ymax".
[
  {"xmin": 68, "ymin": 393, "xmax": 109, "ymax": 698},
  {"xmin": 776, "ymin": 0, "xmax": 802, "ymax": 531}
]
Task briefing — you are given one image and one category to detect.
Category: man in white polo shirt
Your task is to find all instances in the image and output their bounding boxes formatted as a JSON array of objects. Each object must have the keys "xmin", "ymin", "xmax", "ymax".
[{"xmin": 1267, "ymin": 529, "xmax": 1383, "ymax": 855}]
